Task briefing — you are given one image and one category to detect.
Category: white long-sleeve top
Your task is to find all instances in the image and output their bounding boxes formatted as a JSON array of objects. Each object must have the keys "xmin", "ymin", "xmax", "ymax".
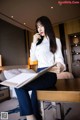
[{"xmin": 30, "ymin": 37, "xmax": 66, "ymax": 70}]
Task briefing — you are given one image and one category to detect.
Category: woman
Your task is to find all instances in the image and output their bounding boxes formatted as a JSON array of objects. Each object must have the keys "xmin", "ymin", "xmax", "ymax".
[
  {"xmin": 15, "ymin": 16, "xmax": 66, "ymax": 120},
  {"xmin": 30, "ymin": 16, "xmax": 66, "ymax": 72}
]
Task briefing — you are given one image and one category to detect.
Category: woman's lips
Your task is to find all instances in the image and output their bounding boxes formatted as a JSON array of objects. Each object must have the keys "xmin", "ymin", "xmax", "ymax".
[{"xmin": 40, "ymin": 32, "xmax": 43, "ymax": 35}]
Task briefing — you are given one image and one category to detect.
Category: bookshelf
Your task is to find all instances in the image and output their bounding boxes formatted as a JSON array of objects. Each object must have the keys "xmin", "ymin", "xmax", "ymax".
[{"xmin": 68, "ymin": 33, "xmax": 80, "ymax": 77}]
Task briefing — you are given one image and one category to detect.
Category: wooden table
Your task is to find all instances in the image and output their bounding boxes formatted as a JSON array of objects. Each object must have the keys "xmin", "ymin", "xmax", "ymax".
[
  {"xmin": 37, "ymin": 78, "xmax": 80, "ymax": 120},
  {"xmin": 37, "ymin": 78, "xmax": 80, "ymax": 102}
]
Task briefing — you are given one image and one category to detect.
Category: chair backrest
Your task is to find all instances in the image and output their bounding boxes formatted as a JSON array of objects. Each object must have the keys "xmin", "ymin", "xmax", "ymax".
[{"xmin": 28, "ymin": 57, "xmax": 38, "ymax": 71}]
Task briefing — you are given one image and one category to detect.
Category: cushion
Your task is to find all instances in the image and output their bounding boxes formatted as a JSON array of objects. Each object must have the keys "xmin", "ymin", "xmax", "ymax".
[
  {"xmin": 57, "ymin": 72, "xmax": 74, "ymax": 80},
  {"xmin": 3, "ymin": 69, "xmax": 20, "ymax": 80}
]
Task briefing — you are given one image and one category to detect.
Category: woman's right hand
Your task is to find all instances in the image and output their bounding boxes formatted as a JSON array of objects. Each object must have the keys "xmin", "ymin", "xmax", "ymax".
[{"xmin": 33, "ymin": 33, "xmax": 41, "ymax": 43}]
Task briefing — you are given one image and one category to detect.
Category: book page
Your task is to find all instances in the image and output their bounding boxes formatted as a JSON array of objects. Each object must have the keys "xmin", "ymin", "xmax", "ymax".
[
  {"xmin": 1, "ymin": 73, "xmax": 37, "ymax": 87},
  {"xmin": 0, "ymin": 63, "xmax": 56, "ymax": 88}
]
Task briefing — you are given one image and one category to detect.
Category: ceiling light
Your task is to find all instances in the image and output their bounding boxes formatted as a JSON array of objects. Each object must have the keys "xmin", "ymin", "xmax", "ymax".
[
  {"xmin": 11, "ymin": 16, "xmax": 13, "ymax": 18},
  {"xmin": 24, "ymin": 23, "xmax": 26, "ymax": 25},
  {"xmin": 74, "ymin": 35, "xmax": 77, "ymax": 37},
  {"xmin": 51, "ymin": 6, "xmax": 53, "ymax": 9}
]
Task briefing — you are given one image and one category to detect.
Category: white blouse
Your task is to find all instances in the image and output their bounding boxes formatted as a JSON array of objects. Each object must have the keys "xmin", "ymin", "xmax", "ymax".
[{"xmin": 30, "ymin": 37, "xmax": 66, "ymax": 70}]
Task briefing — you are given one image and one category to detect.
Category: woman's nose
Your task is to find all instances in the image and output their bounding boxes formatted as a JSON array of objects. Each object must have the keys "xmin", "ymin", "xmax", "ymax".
[{"xmin": 39, "ymin": 28, "xmax": 42, "ymax": 32}]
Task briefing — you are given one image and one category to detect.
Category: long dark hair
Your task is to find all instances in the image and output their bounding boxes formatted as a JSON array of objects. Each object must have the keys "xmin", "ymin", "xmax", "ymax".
[{"xmin": 35, "ymin": 16, "xmax": 57, "ymax": 53}]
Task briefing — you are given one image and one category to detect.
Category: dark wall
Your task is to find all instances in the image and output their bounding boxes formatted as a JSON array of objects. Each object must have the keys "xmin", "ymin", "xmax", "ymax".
[{"xmin": 0, "ymin": 19, "xmax": 27, "ymax": 66}]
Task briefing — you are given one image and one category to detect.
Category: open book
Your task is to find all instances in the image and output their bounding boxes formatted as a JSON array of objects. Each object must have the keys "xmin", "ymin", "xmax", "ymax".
[{"xmin": 0, "ymin": 63, "xmax": 56, "ymax": 88}]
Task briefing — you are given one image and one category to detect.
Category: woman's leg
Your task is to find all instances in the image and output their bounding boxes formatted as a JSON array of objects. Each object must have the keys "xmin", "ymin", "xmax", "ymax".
[
  {"xmin": 25, "ymin": 72, "xmax": 57, "ymax": 119},
  {"xmin": 31, "ymin": 90, "xmax": 42, "ymax": 120},
  {"xmin": 15, "ymin": 88, "xmax": 37, "ymax": 120},
  {"xmin": 15, "ymin": 72, "xmax": 57, "ymax": 120},
  {"xmin": 15, "ymin": 88, "xmax": 33, "ymax": 116}
]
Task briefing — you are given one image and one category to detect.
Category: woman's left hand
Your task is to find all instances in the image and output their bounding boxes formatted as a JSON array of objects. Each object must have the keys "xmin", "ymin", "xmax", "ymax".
[
  {"xmin": 56, "ymin": 62, "xmax": 64, "ymax": 73},
  {"xmin": 48, "ymin": 62, "xmax": 64, "ymax": 73},
  {"xmin": 48, "ymin": 66, "xmax": 60, "ymax": 73}
]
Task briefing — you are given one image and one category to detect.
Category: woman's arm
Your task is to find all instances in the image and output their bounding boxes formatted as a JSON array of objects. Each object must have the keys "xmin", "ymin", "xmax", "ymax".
[
  {"xmin": 30, "ymin": 33, "xmax": 41, "ymax": 61},
  {"xmin": 54, "ymin": 38, "xmax": 66, "ymax": 72},
  {"xmin": 30, "ymin": 42, "xmax": 37, "ymax": 61}
]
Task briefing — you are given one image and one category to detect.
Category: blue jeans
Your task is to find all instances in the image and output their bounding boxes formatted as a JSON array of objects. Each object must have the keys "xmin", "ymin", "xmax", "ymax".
[{"xmin": 15, "ymin": 68, "xmax": 57, "ymax": 120}]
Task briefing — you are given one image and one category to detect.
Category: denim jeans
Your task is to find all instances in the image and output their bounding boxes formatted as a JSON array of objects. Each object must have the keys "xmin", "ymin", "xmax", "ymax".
[{"xmin": 15, "ymin": 68, "xmax": 57, "ymax": 120}]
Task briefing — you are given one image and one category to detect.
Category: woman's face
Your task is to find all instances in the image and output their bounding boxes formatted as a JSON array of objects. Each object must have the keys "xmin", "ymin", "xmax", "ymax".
[{"xmin": 37, "ymin": 22, "xmax": 45, "ymax": 36}]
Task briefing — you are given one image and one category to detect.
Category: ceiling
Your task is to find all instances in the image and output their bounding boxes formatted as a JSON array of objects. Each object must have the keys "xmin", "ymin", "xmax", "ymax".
[{"xmin": 0, "ymin": 0, "xmax": 80, "ymax": 32}]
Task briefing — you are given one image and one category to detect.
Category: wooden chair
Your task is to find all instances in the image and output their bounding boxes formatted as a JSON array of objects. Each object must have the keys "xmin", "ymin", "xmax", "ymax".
[{"xmin": 28, "ymin": 57, "xmax": 38, "ymax": 71}]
